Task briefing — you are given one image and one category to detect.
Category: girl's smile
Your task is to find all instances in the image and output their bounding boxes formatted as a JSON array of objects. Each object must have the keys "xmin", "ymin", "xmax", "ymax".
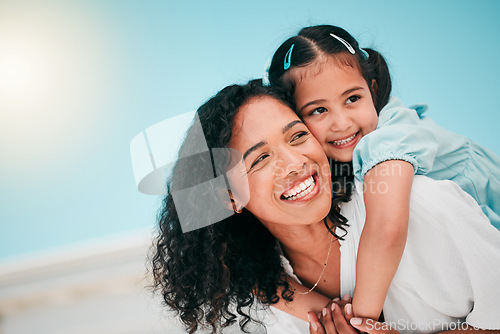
[{"xmin": 328, "ymin": 131, "xmax": 360, "ymax": 149}]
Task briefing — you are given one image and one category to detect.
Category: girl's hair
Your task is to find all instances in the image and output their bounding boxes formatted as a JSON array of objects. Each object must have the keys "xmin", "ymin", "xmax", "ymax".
[
  {"xmin": 268, "ymin": 24, "xmax": 391, "ymax": 113},
  {"xmin": 151, "ymin": 79, "xmax": 350, "ymax": 333}
]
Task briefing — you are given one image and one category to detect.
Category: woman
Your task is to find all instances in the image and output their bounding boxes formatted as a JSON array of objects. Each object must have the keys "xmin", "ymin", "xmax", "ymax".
[{"xmin": 151, "ymin": 80, "xmax": 500, "ymax": 334}]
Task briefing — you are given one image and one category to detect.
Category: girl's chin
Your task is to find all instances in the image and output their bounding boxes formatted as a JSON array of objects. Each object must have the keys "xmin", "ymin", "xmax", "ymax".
[
  {"xmin": 324, "ymin": 148, "xmax": 354, "ymax": 162},
  {"xmin": 328, "ymin": 155, "xmax": 353, "ymax": 163}
]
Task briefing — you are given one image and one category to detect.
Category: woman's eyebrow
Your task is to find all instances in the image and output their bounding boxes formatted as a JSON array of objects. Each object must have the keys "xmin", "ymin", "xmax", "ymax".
[
  {"xmin": 242, "ymin": 120, "xmax": 302, "ymax": 161},
  {"xmin": 243, "ymin": 141, "xmax": 266, "ymax": 161},
  {"xmin": 282, "ymin": 120, "xmax": 303, "ymax": 133}
]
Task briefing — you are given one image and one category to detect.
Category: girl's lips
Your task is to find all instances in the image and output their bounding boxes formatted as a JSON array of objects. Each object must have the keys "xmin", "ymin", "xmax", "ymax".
[
  {"xmin": 280, "ymin": 173, "xmax": 320, "ymax": 203},
  {"xmin": 328, "ymin": 131, "xmax": 359, "ymax": 149}
]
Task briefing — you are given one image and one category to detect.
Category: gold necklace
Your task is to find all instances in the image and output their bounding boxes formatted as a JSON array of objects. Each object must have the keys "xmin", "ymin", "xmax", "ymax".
[{"xmin": 298, "ymin": 233, "xmax": 335, "ymax": 295}]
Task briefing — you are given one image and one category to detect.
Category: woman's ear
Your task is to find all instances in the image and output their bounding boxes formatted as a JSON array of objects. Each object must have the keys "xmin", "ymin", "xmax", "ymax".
[
  {"xmin": 228, "ymin": 190, "xmax": 243, "ymax": 213},
  {"xmin": 218, "ymin": 189, "xmax": 243, "ymax": 213}
]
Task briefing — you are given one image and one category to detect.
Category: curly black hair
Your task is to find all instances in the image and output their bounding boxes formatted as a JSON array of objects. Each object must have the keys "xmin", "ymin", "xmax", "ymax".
[{"xmin": 151, "ymin": 79, "xmax": 352, "ymax": 333}]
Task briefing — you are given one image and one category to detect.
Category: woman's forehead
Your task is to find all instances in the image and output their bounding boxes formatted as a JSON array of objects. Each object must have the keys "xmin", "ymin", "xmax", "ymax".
[
  {"xmin": 229, "ymin": 96, "xmax": 300, "ymax": 147},
  {"xmin": 233, "ymin": 97, "xmax": 298, "ymax": 132}
]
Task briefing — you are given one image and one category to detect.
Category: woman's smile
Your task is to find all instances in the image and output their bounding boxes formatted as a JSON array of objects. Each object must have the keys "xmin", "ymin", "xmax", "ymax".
[
  {"xmin": 227, "ymin": 95, "xmax": 332, "ymax": 227},
  {"xmin": 281, "ymin": 172, "xmax": 319, "ymax": 203}
]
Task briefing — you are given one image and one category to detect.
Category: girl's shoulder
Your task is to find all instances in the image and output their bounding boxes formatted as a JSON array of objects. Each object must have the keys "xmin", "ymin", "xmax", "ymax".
[{"xmin": 378, "ymin": 96, "xmax": 427, "ymax": 128}]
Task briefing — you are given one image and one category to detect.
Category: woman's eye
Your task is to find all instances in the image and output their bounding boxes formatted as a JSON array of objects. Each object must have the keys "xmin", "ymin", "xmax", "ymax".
[
  {"xmin": 346, "ymin": 95, "xmax": 360, "ymax": 104},
  {"xmin": 309, "ymin": 107, "xmax": 327, "ymax": 116},
  {"xmin": 250, "ymin": 154, "xmax": 269, "ymax": 169},
  {"xmin": 291, "ymin": 131, "xmax": 309, "ymax": 143}
]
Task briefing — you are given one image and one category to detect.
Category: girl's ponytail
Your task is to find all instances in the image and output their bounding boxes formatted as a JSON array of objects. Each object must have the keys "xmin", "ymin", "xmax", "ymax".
[{"xmin": 363, "ymin": 48, "xmax": 391, "ymax": 113}]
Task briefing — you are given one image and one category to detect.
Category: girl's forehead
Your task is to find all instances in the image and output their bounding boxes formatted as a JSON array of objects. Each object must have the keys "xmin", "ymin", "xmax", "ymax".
[{"xmin": 290, "ymin": 53, "xmax": 360, "ymax": 84}]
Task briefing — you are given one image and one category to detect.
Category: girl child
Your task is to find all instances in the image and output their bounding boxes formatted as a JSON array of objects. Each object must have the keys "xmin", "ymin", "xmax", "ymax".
[{"xmin": 267, "ymin": 24, "xmax": 500, "ymax": 321}]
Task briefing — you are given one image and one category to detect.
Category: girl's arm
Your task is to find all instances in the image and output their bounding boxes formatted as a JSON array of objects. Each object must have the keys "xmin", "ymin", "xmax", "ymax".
[
  {"xmin": 271, "ymin": 275, "xmax": 333, "ymax": 321},
  {"xmin": 352, "ymin": 160, "xmax": 414, "ymax": 320}
]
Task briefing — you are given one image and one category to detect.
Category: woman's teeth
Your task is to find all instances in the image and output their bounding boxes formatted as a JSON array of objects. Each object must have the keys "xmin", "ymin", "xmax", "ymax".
[
  {"xmin": 282, "ymin": 175, "xmax": 315, "ymax": 201},
  {"xmin": 331, "ymin": 133, "xmax": 357, "ymax": 146}
]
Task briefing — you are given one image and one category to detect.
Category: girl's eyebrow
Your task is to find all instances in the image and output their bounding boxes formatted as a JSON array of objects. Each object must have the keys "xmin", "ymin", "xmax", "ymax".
[
  {"xmin": 298, "ymin": 99, "xmax": 327, "ymax": 113},
  {"xmin": 298, "ymin": 86, "xmax": 365, "ymax": 113},
  {"xmin": 341, "ymin": 86, "xmax": 364, "ymax": 96}
]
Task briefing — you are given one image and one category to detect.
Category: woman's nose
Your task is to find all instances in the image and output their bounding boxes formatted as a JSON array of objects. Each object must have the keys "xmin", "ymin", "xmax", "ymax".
[{"xmin": 275, "ymin": 148, "xmax": 308, "ymax": 176}]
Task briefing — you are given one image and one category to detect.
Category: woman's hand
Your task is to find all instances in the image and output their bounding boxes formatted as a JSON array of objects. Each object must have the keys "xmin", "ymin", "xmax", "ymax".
[
  {"xmin": 308, "ymin": 294, "xmax": 357, "ymax": 334},
  {"xmin": 308, "ymin": 297, "xmax": 401, "ymax": 334},
  {"xmin": 308, "ymin": 303, "xmax": 356, "ymax": 334}
]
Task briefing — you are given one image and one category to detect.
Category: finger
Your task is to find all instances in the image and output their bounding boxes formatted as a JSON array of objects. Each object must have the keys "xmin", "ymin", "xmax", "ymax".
[
  {"xmin": 344, "ymin": 303, "xmax": 354, "ymax": 323},
  {"xmin": 319, "ymin": 307, "xmax": 337, "ymax": 334},
  {"xmin": 350, "ymin": 317, "xmax": 400, "ymax": 334},
  {"xmin": 336, "ymin": 294, "xmax": 352, "ymax": 317},
  {"xmin": 331, "ymin": 303, "xmax": 357, "ymax": 334},
  {"xmin": 307, "ymin": 311, "xmax": 325, "ymax": 334},
  {"xmin": 323, "ymin": 299, "xmax": 336, "ymax": 314}
]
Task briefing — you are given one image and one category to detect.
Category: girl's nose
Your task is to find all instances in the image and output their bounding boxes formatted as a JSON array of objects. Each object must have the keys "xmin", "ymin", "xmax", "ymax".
[{"xmin": 329, "ymin": 110, "xmax": 352, "ymax": 132}]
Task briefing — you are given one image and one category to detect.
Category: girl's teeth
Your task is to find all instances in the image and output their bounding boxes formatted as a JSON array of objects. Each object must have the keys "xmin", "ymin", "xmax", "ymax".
[{"xmin": 332, "ymin": 133, "xmax": 356, "ymax": 145}]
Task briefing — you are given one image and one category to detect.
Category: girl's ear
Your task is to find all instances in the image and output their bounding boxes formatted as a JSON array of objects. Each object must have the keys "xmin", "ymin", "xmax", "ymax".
[
  {"xmin": 371, "ymin": 79, "xmax": 378, "ymax": 96},
  {"xmin": 371, "ymin": 79, "xmax": 379, "ymax": 106}
]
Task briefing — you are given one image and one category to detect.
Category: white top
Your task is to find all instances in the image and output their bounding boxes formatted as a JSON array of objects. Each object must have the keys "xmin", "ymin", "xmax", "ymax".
[{"xmin": 257, "ymin": 176, "xmax": 500, "ymax": 333}]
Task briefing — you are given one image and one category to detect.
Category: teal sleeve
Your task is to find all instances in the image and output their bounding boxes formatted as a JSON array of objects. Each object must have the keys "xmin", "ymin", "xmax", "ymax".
[{"xmin": 352, "ymin": 124, "xmax": 440, "ymax": 182}]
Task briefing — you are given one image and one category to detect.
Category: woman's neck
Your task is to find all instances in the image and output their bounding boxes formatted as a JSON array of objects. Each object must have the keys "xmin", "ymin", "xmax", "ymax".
[{"xmin": 269, "ymin": 217, "xmax": 336, "ymax": 267}]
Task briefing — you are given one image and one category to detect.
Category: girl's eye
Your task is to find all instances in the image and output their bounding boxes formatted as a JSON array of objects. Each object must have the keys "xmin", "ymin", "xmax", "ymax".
[
  {"xmin": 346, "ymin": 95, "xmax": 361, "ymax": 104},
  {"xmin": 291, "ymin": 131, "xmax": 309, "ymax": 143},
  {"xmin": 309, "ymin": 107, "xmax": 327, "ymax": 116},
  {"xmin": 250, "ymin": 154, "xmax": 269, "ymax": 169}
]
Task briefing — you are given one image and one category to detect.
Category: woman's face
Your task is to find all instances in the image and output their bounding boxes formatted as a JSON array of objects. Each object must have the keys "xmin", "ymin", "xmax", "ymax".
[
  {"xmin": 227, "ymin": 95, "xmax": 332, "ymax": 228},
  {"xmin": 292, "ymin": 59, "xmax": 378, "ymax": 162}
]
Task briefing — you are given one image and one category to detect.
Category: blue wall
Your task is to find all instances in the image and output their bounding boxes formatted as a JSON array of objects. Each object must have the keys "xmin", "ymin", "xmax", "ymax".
[{"xmin": 1, "ymin": 0, "xmax": 499, "ymax": 258}]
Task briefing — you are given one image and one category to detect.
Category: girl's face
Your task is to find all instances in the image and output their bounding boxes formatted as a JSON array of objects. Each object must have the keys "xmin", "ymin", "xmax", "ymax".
[
  {"xmin": 227, "ymin": 96, "xmax": 332, "ymax": 228},
  {"xmin": 292, "ymin": 59, "xmax": 378, "ymax": 162}
]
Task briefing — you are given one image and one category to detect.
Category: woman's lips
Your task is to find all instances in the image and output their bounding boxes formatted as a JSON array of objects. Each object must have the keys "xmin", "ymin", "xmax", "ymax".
[{"xmin": 280, "ymin": 173, "xmax": 320, "ymax": 203}]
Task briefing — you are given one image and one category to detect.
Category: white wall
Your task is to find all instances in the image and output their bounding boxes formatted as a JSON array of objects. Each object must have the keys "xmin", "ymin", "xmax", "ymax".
[{"xmin": 0, "ymin": 232, "xmax": 187, "ymax": 334}]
